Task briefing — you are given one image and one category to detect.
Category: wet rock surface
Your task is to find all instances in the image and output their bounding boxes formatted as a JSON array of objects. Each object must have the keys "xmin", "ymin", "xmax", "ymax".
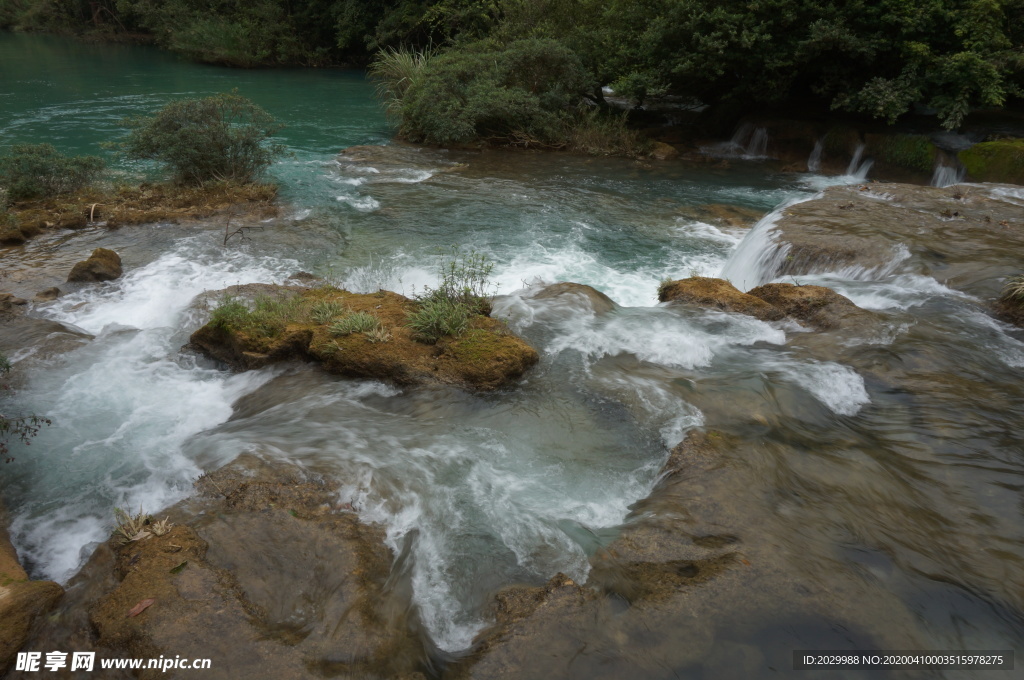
[
  {"xmin": 768, "ymin": 183, "xmax": 1024, "ymax": 300},
  {"xmin": 747, "ymin": 282, "xmax": 868, "ymax": 330},
  {"xmin": 67, "ymin": 248, "xmax": 122, "ymax": 283},
  {"xmin": 447, "ymin": 431, "xmax": 927, "ymax": 679},
  {"xmin": 189, "ymin": 284, "xmax": 539, "ymax": 391},
  {"xmin": 0, "ymin": 504, "xmax": 64, "ymax": 676},
  {"xmin": 659, "ymin": 277, "xmax": 784, "ymax": 322},
  {"xmin": 10, "ymin": 456, "xmax": 427, "ymax": 680}
]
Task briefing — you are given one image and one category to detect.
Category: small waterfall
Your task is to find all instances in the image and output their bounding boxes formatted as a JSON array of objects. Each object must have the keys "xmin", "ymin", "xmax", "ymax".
[
  {"xmin": 931, "ymin": 158, "xmax": 966, "ymax": 187},
  {"xmin": 746, "ymin": 127, "xmax": 769, "ymax": 157},
  {"xmin": 720, "ymin": 196, "xmax": 815, "ymax": 291},
  {"xmin": 845, "ymin": 144, "xmax": 873, "ymax": 179},
  {"xmin": 723, "ymin": 123, "xmax": 770, "ymax": 158},
  {"xmin": 807, "ymin": 139, "xmax": 824, "ymax": 172}
]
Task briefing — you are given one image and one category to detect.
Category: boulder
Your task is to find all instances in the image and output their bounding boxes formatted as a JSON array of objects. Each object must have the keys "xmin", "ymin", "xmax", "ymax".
[
  {"xmin": 747, "ymin": 282, "xmax": 864, "ymax": 330},
  {"xmin": 658, "ymin": 277, "xmax": 784, "ymax": 322},
  {"xmin": 67, "ymin": 248, "xmax": 122, "ymax": 283}
]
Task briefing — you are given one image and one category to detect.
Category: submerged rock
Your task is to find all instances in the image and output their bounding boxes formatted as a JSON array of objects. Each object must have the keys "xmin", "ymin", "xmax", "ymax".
[
  {"xmin": 189, "ymin": 285, "xmax": 538, "ymax": 390},
  {"xmin": 67, "ymin": 247, "xmax": 122, "ymax": 283},
  {"xmin": 658, "ymin": 277, "xmax": 784, "ymax": 322},
  {"xmin": 0, "ymin": 503, "xmax": 64, "ymax": 675}
]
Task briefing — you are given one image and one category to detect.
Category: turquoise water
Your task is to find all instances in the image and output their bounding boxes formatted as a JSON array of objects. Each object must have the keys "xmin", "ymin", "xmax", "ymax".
[{"xmin": 2, "ymin": 32, "xmax": 1023, "ymax": 677}]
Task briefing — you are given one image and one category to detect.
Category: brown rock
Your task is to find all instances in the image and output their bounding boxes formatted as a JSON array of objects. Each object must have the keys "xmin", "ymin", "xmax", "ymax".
[
  {"xmin": 67, "ymin": 248, "xmax": 122, "ymax": 283},
  {"xmin": 650, "ymin": 141, "xmax": 680, "ymax": 161},
  {"xmin": 658, "ymin": 277, "xmax": 784, "ymax": 322},
  {"xmin": 747, "ymin": 282, "xmax": 864, "ymax": 330},
  {"xmin": 1, "ymin": 502, "xmax": 64, "ymax": 675},
  {"xmin": 531, "ymin": 282, "xmax": 616, "ymax": 315}
]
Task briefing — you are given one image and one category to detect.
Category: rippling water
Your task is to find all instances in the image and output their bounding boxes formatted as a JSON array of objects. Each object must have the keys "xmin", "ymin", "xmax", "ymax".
[{"xmin": 2, "ymin": 33, "xmax": 1023, "ymax": 675}]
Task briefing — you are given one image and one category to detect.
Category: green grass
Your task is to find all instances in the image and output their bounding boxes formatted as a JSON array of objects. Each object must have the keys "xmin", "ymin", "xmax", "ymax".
[
  {"xmin": 208, "ymin": 294, "xmax": 308, "ymax": 337},
  {"xmin": 406, "ymin": 296, "xmax": 471, "ymax": 343},
  {"xmin": 330, "ymin": 311, "xmax": 381, "ymax": 336}
]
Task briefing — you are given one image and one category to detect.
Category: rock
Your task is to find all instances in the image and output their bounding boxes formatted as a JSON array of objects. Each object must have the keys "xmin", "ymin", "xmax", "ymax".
[
  {"xmin": 649, "ymin": 141, "xmax": 679, "ymax": 161},
  {"xmin": 747, "ymin": 282, "xmax": 864, "ymax": 330},
  {"xmin": 448, "ymin": 429, "xmax": 930, "ymax": 679},
  {"xmin": 33, "ymin": 287, "xmax": 60, "ymax": 302},
  {"xmin": 67, "ymin": 248, "xmax": 122, "ymax": 283},
  {"xmin": 0, "ymin": 293, "xmax": 27, "ymax": 315},
  {"xmin": 0, "ymin": 502, "xmax": 65, "ymax": 675},
  {"xmin": 658, "ymin": 277, "xmax": 784, "ymax": 322},
  {"xmin": 676, "ymin": 203, "xmax": 766, "ymax": 230},
  {"xmin": 766, "ymin": 183, "xmax": 1024, "ymax": 300},
  {"xmin": 531, "ymin": 282, "xmax": 616, "ymax": 315},
  {"xmin": 19, "ymin": 456, "xmax": 427, "ymax": 680},
  {"xmin": 959, "ymin": 138, "xmax": 1024, "ymax": 185},
  {"xmin": 189, "ymin": 285, "xmax": 538, "ymax": 391}
]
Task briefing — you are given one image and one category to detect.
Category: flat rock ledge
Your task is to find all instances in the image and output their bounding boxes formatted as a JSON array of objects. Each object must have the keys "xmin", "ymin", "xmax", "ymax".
[
  {"xmin": 659, "ymin": 276, "xmax": 868, "ymax": 330},
  {"xmin": 189, "ymin": 284, "xmax": 538, "ymax": 390}
]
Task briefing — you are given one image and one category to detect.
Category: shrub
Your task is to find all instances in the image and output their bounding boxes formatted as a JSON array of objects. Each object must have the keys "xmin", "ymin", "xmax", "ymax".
[
  {"xmin": 0, "ymin": 143, "xmax": 105, "ymax": 201},
  {"xmin": 119, "ymin": 92, "xmax": 285, "ymax": 185},
  {"xmin": 395, "ymin": 38, "xmax": 592, "ymax": 145}
]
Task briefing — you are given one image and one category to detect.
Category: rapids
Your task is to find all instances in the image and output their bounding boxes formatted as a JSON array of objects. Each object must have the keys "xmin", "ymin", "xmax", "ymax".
[{"xmin": 2, "ymin": 33, "xmax": 1023, "ymax": 675}]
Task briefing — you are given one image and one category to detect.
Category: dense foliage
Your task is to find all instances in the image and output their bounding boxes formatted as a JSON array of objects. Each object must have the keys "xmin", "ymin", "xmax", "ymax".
[
  {"xmin": 3, "ymin": 0, "xmax": 1022, "ymax": 130},
  {"xmin": 0, "ymin": 143, "xmax": 105, "ymax": 201},
  {"xmin": 119, "ymin": 93, "xmax": 284, "ymax": 185}
]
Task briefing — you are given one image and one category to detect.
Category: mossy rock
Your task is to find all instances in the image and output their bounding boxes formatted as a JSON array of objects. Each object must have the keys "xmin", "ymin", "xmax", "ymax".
[
  {"xmin": 190, "ymin": 286, "xmax": 538, "ymax": 390},
  {"xmin": 658, "ymin": 277, "xmax": 784, "ymax": 322},
  {"xmin": 959, "ymin": 139, "xmax": 1024, "ymax": 185},
  {"xmin": 747, "ymin": 283, "xmax": 862, "ymax": 330},
  {"xmin": 864, "ymin": 133, "xmax": 935, "ymax": 173},
  {"xmin": 67, "ymin": 247, "xmax": 123, "ymax": 282}
]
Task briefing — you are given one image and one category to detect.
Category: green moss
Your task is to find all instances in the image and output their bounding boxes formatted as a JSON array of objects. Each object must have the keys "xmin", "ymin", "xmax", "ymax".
[
  {"xmin": 959, "ymin": 139, "xmax": 1024, "ymax": 184},
  {"xmin": 865, "ymin": 134, "xmax": 935, "ymax": 173}
]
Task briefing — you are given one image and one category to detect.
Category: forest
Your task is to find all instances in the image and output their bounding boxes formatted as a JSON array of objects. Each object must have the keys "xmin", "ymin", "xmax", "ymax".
[{"xmin": 2, "ymin": 0, "xmax": 1022, "ymax": 132}]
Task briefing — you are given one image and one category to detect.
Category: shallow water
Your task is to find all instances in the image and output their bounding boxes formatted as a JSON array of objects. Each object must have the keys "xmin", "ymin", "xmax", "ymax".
[{"xmin": 2, "ymin": 33, "xmax": 1023, "ymax": 676}]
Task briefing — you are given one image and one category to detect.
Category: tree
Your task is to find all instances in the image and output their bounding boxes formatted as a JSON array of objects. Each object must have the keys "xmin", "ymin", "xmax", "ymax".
[{"xmin": 119, "ymin": 92, "xmax": 285, "ymax": 185}]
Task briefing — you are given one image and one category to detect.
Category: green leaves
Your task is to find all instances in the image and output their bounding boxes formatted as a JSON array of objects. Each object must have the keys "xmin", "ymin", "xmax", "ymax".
[
  {"xmin": 119, "ymin": 92, "xmax": 284, "ymax": 185},
  {"xmin": 0, "ymin": 143, "xmax": 105, "ymax": 201}
]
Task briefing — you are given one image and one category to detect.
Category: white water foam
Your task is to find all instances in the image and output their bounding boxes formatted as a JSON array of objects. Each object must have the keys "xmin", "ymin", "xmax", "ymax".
[
  {"xmin": 7, "ymin": 239, "xmax": 298, "ymax": 582},
  {"xmin": 762, "ymin": 356, "xmax": 870, "ymax": 415}
]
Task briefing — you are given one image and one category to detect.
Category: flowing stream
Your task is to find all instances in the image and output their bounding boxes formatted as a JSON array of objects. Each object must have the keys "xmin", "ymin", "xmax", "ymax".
[{"xmin": 2, "ymin": 33, "xmax": 1023, "ymax": 672}]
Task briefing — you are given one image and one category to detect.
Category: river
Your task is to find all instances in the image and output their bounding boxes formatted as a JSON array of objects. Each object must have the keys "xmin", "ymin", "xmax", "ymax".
[{"xmin": 1, "ymin": 33, "xmax": 1022, "ymax": 676}]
